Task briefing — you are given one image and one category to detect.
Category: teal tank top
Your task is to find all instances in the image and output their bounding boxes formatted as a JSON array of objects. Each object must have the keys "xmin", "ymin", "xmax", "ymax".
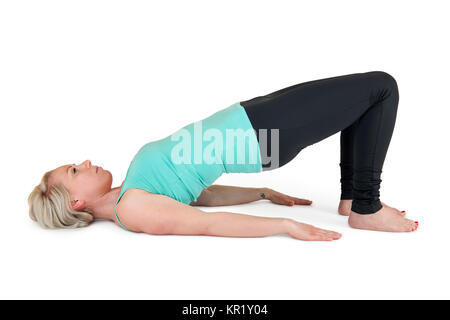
[{"xmin": 114, "ymin": 102, "xmax": 262, "ymax": 231}]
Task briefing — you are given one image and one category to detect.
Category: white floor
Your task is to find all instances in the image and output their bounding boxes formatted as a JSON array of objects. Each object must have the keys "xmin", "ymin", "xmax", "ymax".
[{"xmin": 1, "ymin": 1, "xmax": 449, "ymax": 300}]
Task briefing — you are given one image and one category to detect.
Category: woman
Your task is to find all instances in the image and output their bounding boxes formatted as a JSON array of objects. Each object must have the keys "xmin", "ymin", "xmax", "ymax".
[{"xmin": 28, "ymin": 71, "xmax": 418, "ymax": 241}]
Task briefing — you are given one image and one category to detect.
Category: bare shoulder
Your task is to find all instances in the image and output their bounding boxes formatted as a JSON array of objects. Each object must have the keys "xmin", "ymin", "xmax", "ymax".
[
  {"xmin": 115, "ymin": 189, "xmax": 157, "ymax": 232},
  {"xmin": 115, "ymin": 189, "xmax": 183, "ymax": 233},
  {"xmin": 118, "ymin": 188, "xmax": 183, "ymax": 211},
  {"xmin": 119, "ymin": 188, "xmax": 152, "ymax": 206}
]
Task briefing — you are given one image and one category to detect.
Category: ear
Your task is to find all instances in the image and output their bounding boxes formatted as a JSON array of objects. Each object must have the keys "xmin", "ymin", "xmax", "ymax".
[{"xmin": 71, "ymin": 199, "xmax": 87, "ymax": 211}]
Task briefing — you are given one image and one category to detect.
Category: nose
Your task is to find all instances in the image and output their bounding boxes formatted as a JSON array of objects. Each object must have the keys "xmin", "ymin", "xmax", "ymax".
[{"xmin": 82, "ymin": 160, "xmax": 92, "ymax": 168}]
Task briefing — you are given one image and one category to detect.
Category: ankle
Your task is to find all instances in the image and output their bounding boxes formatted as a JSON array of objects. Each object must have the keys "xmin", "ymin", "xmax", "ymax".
[{"xmin": 351, "ymin": 199, "xmax": 382, "ymax": 214}]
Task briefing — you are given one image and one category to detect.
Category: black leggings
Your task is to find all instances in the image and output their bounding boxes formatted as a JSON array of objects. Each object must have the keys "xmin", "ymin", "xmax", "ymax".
[{"xmin": 240, "ymin": 71, "xmax": 399, "ymax": 215}]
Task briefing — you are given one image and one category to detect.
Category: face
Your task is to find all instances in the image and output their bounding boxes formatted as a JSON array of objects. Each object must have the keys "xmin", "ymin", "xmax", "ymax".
[{"xmin": 48, "ymin": 160, "xmax": 113, "ymax": 211}]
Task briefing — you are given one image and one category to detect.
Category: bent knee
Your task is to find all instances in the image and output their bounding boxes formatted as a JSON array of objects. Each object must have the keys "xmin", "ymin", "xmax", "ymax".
[{"xmin": 368, "ymin": 71, "xmax": 398, "ymax": 89}]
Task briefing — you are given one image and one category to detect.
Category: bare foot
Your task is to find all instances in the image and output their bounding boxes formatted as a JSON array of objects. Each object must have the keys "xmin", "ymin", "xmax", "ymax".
[
  {"xmin": 348, "ymin": 205, "xmax": 418, "ymax": 232},
  {"xmin": 338, "ymin": 199, "xmax": 405, "ymax": 216},
  {"xmin": 285, "ymin": 219, "xmax": 342, "ymax": 241},
  {"xmin": 338, "ymin": 200, "xmax": 353, "ymax": 216}
]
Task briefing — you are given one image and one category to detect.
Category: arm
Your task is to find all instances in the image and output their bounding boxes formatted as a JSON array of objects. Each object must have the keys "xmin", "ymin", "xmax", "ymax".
[
  {"xmin": 117, "ymin": 189, "xmax": 341, "ymax": 241},
  {"xmin": 189, "ymin": 185, "xmax": 265, "ymax": 206},
  {"xmin": 190, "ymin": 184, "xmax": 313, "ymax": 207},
  {"xmin": 117, "ymin": 189, "xmax": 288, "ymax": 237}
]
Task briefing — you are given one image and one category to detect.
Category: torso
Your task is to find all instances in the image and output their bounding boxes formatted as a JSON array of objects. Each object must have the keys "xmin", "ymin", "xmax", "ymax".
[
  {"xmin": 113, "ymin": 102, "xmax": 262, "ymax": 231},
  {"xmin": 116, "ymin": 102, "xmax": 262, "ymax": 209}
]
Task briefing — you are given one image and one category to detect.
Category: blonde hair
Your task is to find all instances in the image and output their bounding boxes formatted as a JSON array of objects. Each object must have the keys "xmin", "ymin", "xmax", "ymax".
[{"xmin": 28, "ymin": 170, "xmax": 94, "ymax": 229}]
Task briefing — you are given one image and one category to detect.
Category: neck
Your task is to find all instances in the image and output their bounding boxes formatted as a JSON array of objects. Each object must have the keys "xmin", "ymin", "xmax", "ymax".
[{"xmin": 90, "ymin": 186, "xmax": 122, "ymax": 222}]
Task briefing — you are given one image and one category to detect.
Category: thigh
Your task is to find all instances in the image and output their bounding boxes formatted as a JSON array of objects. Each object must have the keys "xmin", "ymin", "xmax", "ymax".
[
  {"xmin": 241, "ymin": 72, "xmax": 379, "ymax": 135},
  {"xmin": 241, "ymin": 72, "xmax": 388, "ymax": 157},
  {"xmin": 258, "ymin": 127, "xmax": 303, "ymax": 171}
]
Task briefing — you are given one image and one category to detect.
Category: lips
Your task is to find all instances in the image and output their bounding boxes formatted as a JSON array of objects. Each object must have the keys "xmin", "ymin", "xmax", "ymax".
[{"xmin": 96, "ymin": 166, "xmax": 99, "ymax": 173}]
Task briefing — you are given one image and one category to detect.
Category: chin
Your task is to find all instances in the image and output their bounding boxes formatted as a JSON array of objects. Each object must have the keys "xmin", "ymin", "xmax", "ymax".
[
  {"xmin": 106, "ymin": 171, "xmax": 113, "ymax": 184},
  {"xmin": 102, "ymin": 170, "xmax": 113, "ymax": 188}
]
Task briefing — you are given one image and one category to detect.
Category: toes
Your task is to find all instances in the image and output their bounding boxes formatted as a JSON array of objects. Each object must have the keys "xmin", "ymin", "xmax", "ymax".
[{"xmin": 404, "ymin": 219, "xmax": 418, "ymax": 232}]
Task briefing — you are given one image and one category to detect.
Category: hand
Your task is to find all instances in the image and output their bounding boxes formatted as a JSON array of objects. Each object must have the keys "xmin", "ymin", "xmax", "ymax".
[
  {"xmin": 284, "ymin": 219, "xmax": 341, "ymax": 241},
  {"xmin": 262, "ymin": 188, "xmax": 313, "ymax": 207}
]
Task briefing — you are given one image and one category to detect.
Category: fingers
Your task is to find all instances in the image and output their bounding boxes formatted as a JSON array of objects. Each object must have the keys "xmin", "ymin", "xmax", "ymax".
[
  {"xmin": 294, "ymin": 198, "xmax": 313, "ymax": 205},
  {"xmin": 285, "ymin": 197, "xmax": 312, "ymax": 206},
  {"xmin": 267, "ymin": 190, "xmax": 313, "ymax": 206},
  {"xmin": 308, "ymin": 231, "xmax": 341, "ymax": 241},
  {"xmin": 289, "ymin": 222, "xmax": 342, "ymax": 241},
  {"xmin": 316, "ymin": 228, "xmax": 342, "ymax": 240},
  {"xmin": 275, "ymin": 195, "xmax": 312, "ymax": 206},
  {"xmin": 271, "ymin": 195, "xmax": 296, "ymax": 206},
  {"xmin": 305, "ymin": 225, "xmax": 342, "ymax": 241}
]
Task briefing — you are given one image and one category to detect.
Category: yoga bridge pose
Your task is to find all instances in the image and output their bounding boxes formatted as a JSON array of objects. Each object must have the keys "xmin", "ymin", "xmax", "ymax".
[{"xmin": 28, "ymin": 71, "xmax": 418, "ymax": 241}]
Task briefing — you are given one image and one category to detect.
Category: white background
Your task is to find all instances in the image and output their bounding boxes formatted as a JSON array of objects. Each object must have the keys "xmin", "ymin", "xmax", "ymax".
[{"xmin": 1, "ymin": 0, "xmax": 449, "ymax": 299}]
